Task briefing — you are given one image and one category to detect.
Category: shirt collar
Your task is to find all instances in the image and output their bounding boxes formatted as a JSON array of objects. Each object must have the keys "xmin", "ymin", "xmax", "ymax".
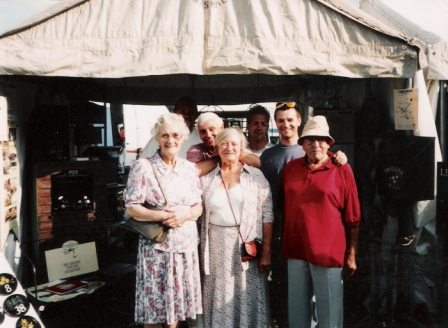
[
  {"xmin": 210, "ymin": 163, "xmax": 251, "ymax": 177},
  {"xmin": 303, "ymin": 155, "xmax": 333, "ymax": 170},
  {"xmin": 152, "ymin": 151, "xmax": 182, "ymax": 175}
]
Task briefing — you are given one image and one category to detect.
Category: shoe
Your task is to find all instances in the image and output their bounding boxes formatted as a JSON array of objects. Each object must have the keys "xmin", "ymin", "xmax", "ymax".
[{"xmin": 399, "ymin": 234, "xmax": 416, "ymax": 246}]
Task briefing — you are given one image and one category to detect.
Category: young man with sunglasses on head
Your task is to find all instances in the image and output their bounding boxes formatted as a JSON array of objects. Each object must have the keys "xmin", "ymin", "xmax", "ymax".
[{"xmin": 260, "ymin": 101, "xmax": 347, "ymax": 328}]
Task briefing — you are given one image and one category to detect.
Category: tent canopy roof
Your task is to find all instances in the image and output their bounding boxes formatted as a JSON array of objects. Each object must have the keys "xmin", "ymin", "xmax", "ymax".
[
  {"xmin": 0, "ymin": 0, "xmax": 424, "ymax": 79},
  {"xmin": 361, "ymin": 0, "xmax": 448, "ymax": 80}
]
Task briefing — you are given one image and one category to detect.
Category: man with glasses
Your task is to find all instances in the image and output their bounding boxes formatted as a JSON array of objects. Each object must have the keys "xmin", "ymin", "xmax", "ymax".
[
  {"xmin": 282, "ymin": 115, "xmax": 360, "ymax": 328},
  {"xmin": 260, "ymin": 102, "xmax": 347, "ymax": 328}
]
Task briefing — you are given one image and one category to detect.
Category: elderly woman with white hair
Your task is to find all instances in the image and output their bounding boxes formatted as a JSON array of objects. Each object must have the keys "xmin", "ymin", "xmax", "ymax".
[
  {"xmin": 200, "ymin": 127, "xmax": 274, "ymax": 328},
  {"xmin": 125, "ymin": 113, "xmax": 203, "ymax": 328}
]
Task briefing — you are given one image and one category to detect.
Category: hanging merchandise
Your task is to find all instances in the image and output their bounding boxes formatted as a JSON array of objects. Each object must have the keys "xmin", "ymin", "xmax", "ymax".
[{"xmin": 0, "ymin": 97, "xmax": 21, "ymax": 248}]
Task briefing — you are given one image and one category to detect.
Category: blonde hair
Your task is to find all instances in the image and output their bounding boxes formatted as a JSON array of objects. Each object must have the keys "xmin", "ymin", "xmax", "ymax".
[
  {"xmin": 151, "ymin": 113, "xmax": 190, "ymax": 140},
  {"xmin": 215, "ymin": 127, "xmax": 248, "ymax": 152}
]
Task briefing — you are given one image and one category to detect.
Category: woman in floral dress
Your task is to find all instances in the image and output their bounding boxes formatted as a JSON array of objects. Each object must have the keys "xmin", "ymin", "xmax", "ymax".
[
  {"xmin": 125, "ymin": 113, "xmax": 203, "ymax": 328},
  {"xmin": 200, "ymin": 128, "xmax": 274, "ymax": 328}
]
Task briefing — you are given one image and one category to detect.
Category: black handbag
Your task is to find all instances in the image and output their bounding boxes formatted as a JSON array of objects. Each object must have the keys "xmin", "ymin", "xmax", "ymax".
[
  {"xmin": 124, "ymin": 203, "xmax": 168, "ymax": 243},
  {"xmin": 124, "ymin": 159, "xmax": 169, "ymax": 243}
]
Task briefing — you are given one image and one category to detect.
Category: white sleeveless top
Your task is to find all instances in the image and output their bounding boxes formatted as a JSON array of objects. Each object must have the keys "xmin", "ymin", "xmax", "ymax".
[{"xmin": 208, "ymin": 184, "xmax": 244, "ymax": 226}]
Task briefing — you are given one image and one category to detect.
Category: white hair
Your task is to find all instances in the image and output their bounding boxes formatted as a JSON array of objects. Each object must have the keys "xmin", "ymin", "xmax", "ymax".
[
  {"xmin": 196, "ymin": 112, "xmax": 224, "ymax": 131},
  {"xmin": 151, "ymin": 113, "xmax": 190, "ymax": 140},
  {"xmin": 215, "ymin": 127, "xmax": 248, "ymax": 153}
]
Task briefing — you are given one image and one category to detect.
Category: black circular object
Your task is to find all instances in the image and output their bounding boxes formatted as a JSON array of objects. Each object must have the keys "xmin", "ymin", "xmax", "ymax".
[
  {"xmin": 16, "ymin": 315, "xmax": 41, "ymax": 328},
  {"xmin": 3, "ymin": 294, "xmax": 30, "ymax": 317},
  {"xmin": 0, "ymin": 273, "xmax": 18, "ymax": 295}
]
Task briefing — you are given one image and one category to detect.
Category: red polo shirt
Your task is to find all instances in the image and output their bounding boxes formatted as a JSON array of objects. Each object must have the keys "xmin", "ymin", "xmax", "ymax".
[{"xmin": 282, "ymin": 157, "xmax": 360, "ymax": 268}]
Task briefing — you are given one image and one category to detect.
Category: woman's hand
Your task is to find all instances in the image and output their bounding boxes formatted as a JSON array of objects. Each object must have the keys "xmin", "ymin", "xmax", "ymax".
[
  {"xmin": 158, "ymin": 210, "xmax": 176, "ymax": 222},
  {"xmin": 161, "ymin": 206, "xmax": 191, "ymax": 228},
  {"xmin": 126, "ymin": 204, "xmax": 175, "ymax": 223},
  {"xmin": 258, "ymin": 251, "xmax": 271, "ymax": 272}
]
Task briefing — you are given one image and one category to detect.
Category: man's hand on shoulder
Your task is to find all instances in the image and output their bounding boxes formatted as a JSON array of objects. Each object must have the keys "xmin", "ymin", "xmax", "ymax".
[
  {"xmin": 240, "ymin": 151, "xmax": 261, "ymax": 168},
  {"xmin": 332, "ymin": 150, "xmax": 347, "ymax": 166}
]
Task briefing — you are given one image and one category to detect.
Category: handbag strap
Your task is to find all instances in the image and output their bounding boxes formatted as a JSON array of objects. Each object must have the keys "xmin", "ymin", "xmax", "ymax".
[
  {"xmin": 220, "ymin": 172, "xmax": 246, "ymax": 242},
  {"xmin": 147, "ymin": 158, "xmax": 169, "ymax": 206}
]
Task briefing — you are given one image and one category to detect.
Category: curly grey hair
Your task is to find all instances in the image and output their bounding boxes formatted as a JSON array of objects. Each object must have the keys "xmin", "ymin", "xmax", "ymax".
[{"xmin": 151, "ymin": 112, "xmax": 190, "ymax": 141}]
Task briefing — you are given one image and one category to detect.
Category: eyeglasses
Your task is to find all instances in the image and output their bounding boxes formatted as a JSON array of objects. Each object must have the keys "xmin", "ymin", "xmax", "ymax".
[
  {"xmin": 303, "ymin": 136, "xmax": 328, "ymax": 145},
  {"xmin": 160, "ymin": 133, "xmax": 183, "ymax": 141},
  {"xmin": 276, "ymin": 101, "xmax": 296, "ymax": 110}
]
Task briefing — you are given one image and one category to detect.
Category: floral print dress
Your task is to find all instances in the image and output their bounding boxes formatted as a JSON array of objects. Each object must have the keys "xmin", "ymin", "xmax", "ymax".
[{"xmin": 125, "ymin": 153, "xmax": 203, "ymax": 325}]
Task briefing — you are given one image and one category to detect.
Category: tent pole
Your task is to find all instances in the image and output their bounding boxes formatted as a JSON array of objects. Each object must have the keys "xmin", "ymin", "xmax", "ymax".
[{"xmin": 439, "ymin": 81, "xmax": 446, "ymax": 161}]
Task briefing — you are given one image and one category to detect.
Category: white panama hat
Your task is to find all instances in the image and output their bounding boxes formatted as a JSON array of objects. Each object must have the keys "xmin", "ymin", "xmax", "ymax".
[{"xmin": 298, "ymin": 115, "xmax": 335, "ymax": 146}]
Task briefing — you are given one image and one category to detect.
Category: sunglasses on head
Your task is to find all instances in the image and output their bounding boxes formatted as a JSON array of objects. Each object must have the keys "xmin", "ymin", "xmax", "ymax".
[{"xmin": 276, "ymin": 101, "xmax": 296, "ymax": 110}]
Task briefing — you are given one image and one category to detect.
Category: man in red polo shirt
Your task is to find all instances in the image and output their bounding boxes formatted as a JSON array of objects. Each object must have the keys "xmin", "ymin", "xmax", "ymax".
[{"xmin": 282, "ymin": 115, "xmax": 360, "ymax": 328}]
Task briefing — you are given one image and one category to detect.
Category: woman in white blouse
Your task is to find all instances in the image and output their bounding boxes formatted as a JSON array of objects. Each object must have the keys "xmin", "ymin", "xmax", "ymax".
[{"xmin": 200, "ymin": 127, "xmax": 274, "ymax": 328}]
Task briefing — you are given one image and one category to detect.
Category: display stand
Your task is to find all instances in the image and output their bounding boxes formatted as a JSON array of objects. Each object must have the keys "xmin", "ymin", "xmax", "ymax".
[{"xmin": 25, "ymin": 263, "xmax": 135, "ymax": 328}]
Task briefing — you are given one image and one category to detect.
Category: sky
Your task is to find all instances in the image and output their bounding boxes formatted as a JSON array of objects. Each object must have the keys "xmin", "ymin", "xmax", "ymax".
[
  {"xmin": 0, "ymin": 0, "xmax": 58, "ymax": 34},
  {"xmin": 0, "ymin": 0, "xmax": 362, "ymax": 35}
]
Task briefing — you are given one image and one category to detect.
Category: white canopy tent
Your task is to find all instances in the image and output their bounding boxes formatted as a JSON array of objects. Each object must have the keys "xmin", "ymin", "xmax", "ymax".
[
  {"xmin": 0, "ymin": 1, "xmax": 443, "ymax": 326},
  {"xmin": 361, "ymin": 0, "xmax": 448, "ymax": 80},
  {"xmin": 0, "ymin": 0, "xmax": 423, "ymax": 78}
]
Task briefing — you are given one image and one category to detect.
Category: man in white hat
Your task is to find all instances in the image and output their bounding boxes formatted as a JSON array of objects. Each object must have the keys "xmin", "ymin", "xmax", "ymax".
[
  {"xmin": 282, "ymin": 115, "xmax": 361, "ymax": 328},
  {"xmin": 260, "ymin": 102, "xmax": 347, "ymax": 328}
]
